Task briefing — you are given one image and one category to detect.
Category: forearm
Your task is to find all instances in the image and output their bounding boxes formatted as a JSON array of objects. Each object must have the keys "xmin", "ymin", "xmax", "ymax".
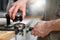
[{"xmin": 50, "ymin": 19, "xmax": 60, "ymax": 31}]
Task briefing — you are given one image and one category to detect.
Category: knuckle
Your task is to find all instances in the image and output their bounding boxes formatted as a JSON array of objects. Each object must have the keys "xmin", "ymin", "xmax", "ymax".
[{"xmin": 41, "ymin": 32, "xmax": 45, "ymax": 34}]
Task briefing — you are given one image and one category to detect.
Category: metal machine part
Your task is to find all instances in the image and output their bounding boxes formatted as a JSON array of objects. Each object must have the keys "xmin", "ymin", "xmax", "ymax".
[
  {"xmin": 13, "ymin": 10, "xmax": 23, "ymax": 22},
  {"xmin": 14, "ymin": 23, "xmax": 25, "ymax": 30},
  {"xmin": 14, "ymin": 23, "xmax": 25, "ymax": 35},
  {"xmin": 0, "ymin": 18, "xmax": 13, "ymax": 25},
  {"xmin": 0, "ymin": 14, "xmax": 24, "ymax": 40}
]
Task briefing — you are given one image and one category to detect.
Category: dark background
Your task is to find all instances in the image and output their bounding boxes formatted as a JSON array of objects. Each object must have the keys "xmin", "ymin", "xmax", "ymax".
[{"xmin": 0, "ymin": 0, "xmax": 17, "ymax": 12}]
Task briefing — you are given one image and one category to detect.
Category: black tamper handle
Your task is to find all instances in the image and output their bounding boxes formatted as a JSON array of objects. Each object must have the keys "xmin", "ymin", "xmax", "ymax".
[{"xmin": 13, "ymin": 10, "xmax": 23, "ymax": 22}]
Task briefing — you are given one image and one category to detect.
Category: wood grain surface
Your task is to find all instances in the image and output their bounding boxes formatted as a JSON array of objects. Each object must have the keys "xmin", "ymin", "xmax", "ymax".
[{"xmin": 0, "ymin": 31, "xmax": 15, "ymax": 40}]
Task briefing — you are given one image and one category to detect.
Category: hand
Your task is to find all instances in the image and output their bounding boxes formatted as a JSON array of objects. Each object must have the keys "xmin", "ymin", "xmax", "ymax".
[
  {"xmin": 9, "ymin": 0, "xmax": 27, "ymax": 20},
  {"xmin": 31, "ymin": 21, "xmax": 53, "ymax": 37}
]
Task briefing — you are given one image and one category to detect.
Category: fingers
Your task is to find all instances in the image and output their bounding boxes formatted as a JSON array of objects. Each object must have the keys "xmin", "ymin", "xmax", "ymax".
[
  {"xmin": 31, "ymin": 27, "xmax": 41, "ymax": 37},
  {"xmin": 12, "ymin": 5, "xmax": 20, "ymax": 20},
  {"xmin": 9, "ymin": 3, "xmax": 20, "ymax": 20},
  {"xmin": 31, "ymin": 23, "xmax": 41, "ymax": 37},
  {"xmin": 9, "ymin": 1, "xmax": 26, "ymax": 20},
  {"xmin": 9, "ymin": 3, "xmax": 16, "ymax": 19},
  {"xmin": 31, "ymin": 30, "xmax": 35, "ymax": 36}
]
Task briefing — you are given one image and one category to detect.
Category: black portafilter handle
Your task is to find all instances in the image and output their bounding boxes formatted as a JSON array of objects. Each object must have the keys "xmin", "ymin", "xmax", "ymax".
[
  {"xmin": 13, "ymin": 10, "xmax": 23, "ymax": 22},
  {"xmin": 26, "ymin": 27, "xmax": 33, "ymax": 32},
  {"xmin": 6, "ymin": 14, "xmax": 10, "ymax": 26},
  {"xmin": 29, "ymin": 27, "xmax": 33, "ymax": 31}
]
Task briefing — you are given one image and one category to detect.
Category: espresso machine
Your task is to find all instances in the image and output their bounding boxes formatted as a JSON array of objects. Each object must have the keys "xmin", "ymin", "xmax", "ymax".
[{"xmin": 0, "ymin": 0, "xmax": 41, "ymax": 40}]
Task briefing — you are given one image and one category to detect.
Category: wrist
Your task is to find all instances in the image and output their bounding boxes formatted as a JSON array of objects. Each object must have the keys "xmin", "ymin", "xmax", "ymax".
[
  {"xmin": 48, "ymin": 20, "xmax": 58, "ymax": 32},
  {"xmin": 47, "ymin": 21, "xmax": 54, "ymax": 32},
  {"xmin": 50, "ymin": 19, "xmax": 60, "ymax": 31}
]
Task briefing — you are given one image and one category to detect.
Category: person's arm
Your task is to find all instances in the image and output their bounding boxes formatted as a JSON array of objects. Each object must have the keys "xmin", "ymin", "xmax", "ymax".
[
  {"xmin": 31, "ymin": 19, "xmax": 60, "ymax": 37},
  {"xmin": 51, "ymin": 19, "xmax": 60, "ymax": 31}
]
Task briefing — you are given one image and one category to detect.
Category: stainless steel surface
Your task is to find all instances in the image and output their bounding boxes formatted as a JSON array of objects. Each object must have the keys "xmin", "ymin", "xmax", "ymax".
[
  {"xmin": 26, "ymin": 0, "xmax": 46, "ymax": 17},
  {"xmin": 10, "ymin": 18, "xmax": 40, "ymax": 40},
  {"xmin": 0, "ymin": 18, "xmax": 13, "ymax": 25}
]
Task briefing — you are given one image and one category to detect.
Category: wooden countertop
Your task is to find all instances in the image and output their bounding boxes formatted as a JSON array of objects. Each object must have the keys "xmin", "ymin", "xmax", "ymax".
[
  {"xmin": 0, "ymin": 31, "xmax": 15, "ymax": 40},
  {"xmin": 25, "ymin": 16, "xmax": 43, "ymax": 19}
]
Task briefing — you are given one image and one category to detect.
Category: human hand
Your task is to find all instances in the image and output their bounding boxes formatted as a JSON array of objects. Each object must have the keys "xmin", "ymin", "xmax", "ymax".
[
  {"xmin": 9, "ymin": 0, "xmax": 27, "ymax": 20},
  {"xmin": 31, "ymin": 21, "xmax": 53, "ymax": 37}
]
